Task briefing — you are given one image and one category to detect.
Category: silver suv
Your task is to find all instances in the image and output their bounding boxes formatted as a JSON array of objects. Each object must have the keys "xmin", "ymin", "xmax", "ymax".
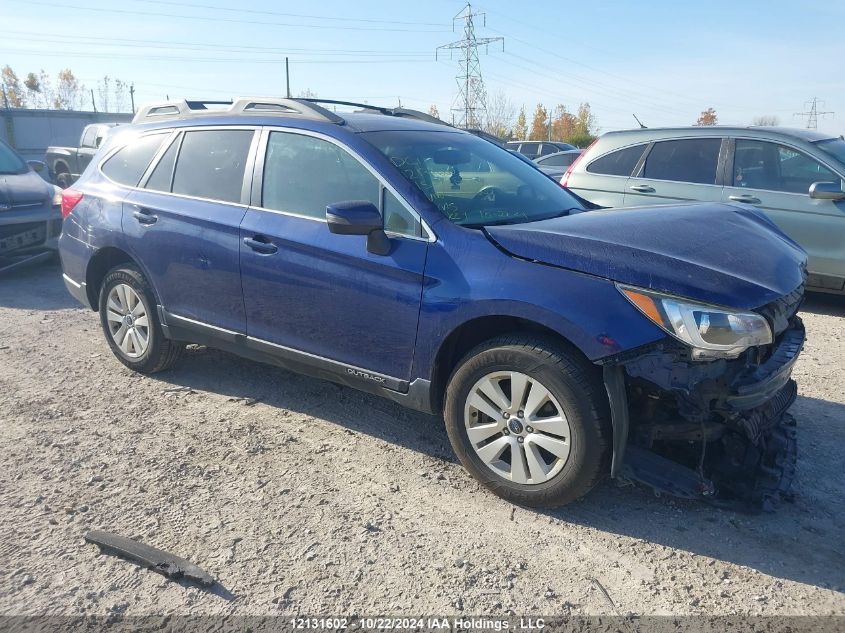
[{"xmin": 564, "ymin": 127, "xmax": 845, "ymax": 294}]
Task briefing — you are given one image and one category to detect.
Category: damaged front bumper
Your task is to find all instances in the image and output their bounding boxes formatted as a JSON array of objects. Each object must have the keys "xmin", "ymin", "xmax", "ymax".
[{"xmin": 602, "ymin": 316, "xmax": 805, "ymax": 512}]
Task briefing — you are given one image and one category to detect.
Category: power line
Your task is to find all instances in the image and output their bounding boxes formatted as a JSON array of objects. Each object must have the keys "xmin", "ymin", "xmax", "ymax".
[
  {"xmin": 132, "ymin": 0, "xmax": 449, "ymax": 27},
  {"xmin": 0, "ymin": 33, "xmax": 432, "ymax": 57},
  {"xmin": 15, "ymin": 1, "xmax": 451, "ymax": 33},
  {"xmin": 437, "ymin": 2, "xmax": 503, "ymax": 129},
  {"xmin": 794, "ymin": 97, "xmax": 834, "ymax": 130},
  {"xmin": 0, "ymin": 48, "xmax": 433, "ymax": 64}
]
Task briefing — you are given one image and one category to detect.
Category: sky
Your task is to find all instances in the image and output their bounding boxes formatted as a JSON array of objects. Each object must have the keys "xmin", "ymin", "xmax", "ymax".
[{"xmin": 1, "ymin": 0, "xmax": 843, "ymax": 135}]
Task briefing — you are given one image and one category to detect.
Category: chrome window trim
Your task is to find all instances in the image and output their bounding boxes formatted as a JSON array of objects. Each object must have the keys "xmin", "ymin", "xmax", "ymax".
[
  {"xmin": 255, "ymin": 126, "xmax": 436, "ymax": 243},
  {"xmin": 97, "ymin": 125, "xmax": 261, "ymax": 207}
]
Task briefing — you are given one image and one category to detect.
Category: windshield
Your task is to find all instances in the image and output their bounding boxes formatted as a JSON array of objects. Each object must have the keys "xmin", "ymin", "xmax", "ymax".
[
  {"xmin": 361, "ymin": 130, "xmax": 584, "ymax": 227},
  {"xmin": 0, "ymin": 140, "xmax": 27, "ymax": 175},
  {"xmin": 815, "ymin": 138, "xmax": 845, "ymax": 171}
]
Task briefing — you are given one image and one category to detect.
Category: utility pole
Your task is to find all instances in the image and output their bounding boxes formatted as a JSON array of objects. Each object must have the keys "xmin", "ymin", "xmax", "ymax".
[
  {"xmin": 795, "ymin": 97, "xmax": 834, "ymax": 130},
  {"xmin": 285, "ymin": 57, "xmax": 291, "ymax": 98},
  {"xmin": 436, "ymin": 2, "xmax": 503, "ymax": 129},
  {"xmin": 129, "ymin": 83, "xmax": 136, "ymax": 113},
  {"xmin": 90, "ymin": 89, "xmax": 97, "ymax": 112}
]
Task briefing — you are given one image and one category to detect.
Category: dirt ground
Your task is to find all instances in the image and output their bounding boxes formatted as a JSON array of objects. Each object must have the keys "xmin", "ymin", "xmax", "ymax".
[{"xmin": 0, "ymin": 260, "xmax": 843, "ymax": 618}]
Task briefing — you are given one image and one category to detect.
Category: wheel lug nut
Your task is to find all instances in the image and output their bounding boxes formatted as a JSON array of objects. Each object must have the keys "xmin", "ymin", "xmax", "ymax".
[
  {"xmin": 517, "ymin": 436, "xmax": 525, "ymax": 444},
  {"xmin": 503, "ymin": 412, "xmax": 510, "ymax": 419},
  {"xmin": 518, "ymin": 410, "xmax": 524, "ymax": 418},
  {"xmin": 502, "ymin": 428, "xmax": 509, "ymax": 435},
  {"xmin": 526, "ymin": 426, "xmax": 534, "ymax": 433}
]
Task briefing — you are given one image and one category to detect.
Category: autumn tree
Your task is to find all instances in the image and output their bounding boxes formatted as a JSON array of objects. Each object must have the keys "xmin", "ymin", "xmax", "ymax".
[
  {"xmin": 1, "ymin": 66, "xmax": 24, "ymax": 108},
  {"xmin": 54, "ymin": 69, "xmax": 85, "ymax": 110},
  {"xmin": 752, "ymin": 115, "xmax": 779, "ymax": 126},
  {"xmin": 550, "ymin": 104, "xmax": 576, "ymax": 142},
  {"xmin": 529, "ymin": 103, "xmax": 548, "ymax": 141},
  {"xmin": 428, "ymin": 104, "xmax": 441, "ymax": 120},
  {"xmin": 696, "ymin": 107, "xmax": 718, "ymax": 126},
  {"xmin": 513, "ymin": 106, "xmax": 528, "ymax": 140}
]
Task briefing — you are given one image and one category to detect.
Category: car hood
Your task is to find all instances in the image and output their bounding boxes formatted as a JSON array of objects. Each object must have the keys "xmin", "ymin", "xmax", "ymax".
[
  {"xmin": 485, "ymin": 203, "xmax": 807, "ymax": 309},
  {"xmin": 0, "ymin": 170, "xmax": 53, "ymax": 208}
]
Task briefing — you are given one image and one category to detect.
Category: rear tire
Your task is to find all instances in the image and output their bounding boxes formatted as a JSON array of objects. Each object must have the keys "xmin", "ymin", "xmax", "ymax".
[
  {"xmin": 98, "ymin": 264, "xmax": 183, "ymax": 374},
  {"xmin": 444, "ymin": 335, "xmax": 611, "ymax": 508}
]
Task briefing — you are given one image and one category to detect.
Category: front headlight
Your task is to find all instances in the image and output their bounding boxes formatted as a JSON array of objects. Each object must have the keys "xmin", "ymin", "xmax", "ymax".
[{"xmin": 618, "ymin": 284, "xmax": 772, "ymax": 360}]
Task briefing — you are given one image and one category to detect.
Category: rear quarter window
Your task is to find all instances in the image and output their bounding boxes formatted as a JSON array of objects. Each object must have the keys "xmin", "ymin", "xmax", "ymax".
[
  {"xmin": 586, "ymin": 143, "xmax": 647, "ymax": 177},
  {"xmin": 101, "ymin": 133, "xmax": 168, "ymax": 186}
]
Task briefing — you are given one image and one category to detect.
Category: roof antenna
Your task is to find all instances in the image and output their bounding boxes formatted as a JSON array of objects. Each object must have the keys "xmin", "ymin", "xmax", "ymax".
[{"xmin": 633, "ymin": 113, "xmax": 647, "ymax": 129}]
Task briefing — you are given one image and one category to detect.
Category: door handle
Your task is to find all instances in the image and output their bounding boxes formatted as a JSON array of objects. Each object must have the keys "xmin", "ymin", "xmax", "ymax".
[
  {"xmin": 243, "ymin": 236, "xmax": 278, "ymax": 255},
  {"xmin": 629, "ymin": 184, "xmax": 655, "ymax": 193},
  {"xmin": 728, "ymin": 195, "xmax": 762, "ymax": 205},
  {"xmin": 132, "ymin": 208, "xmax": 158, "ymax": 225}
]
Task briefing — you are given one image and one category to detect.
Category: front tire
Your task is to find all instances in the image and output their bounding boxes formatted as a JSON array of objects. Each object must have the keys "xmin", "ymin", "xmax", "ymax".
[
  {"xmin": 444, "ymin": 335, "xmax": 611, "ymax": 508},
  {"xmin": 98, "ymin": 264, "xmax": 183, "ymax": 374}
]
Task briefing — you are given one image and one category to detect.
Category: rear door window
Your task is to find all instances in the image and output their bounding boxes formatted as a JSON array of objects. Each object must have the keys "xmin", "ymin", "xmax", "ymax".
[
  {"xmin": 586, "ymin": 144, "xmax": 647, "ymax": 177},
  {"xmin": 171, "ymin": 129, "xmax": 254, "ymax": 203},
  {"xmin": 101, "ymin": 133, "xmax": 169, "ymax": 186},
  {"xmin": 733, "ymin": 139, "xmax": 840, "ymax": 194},
  {"xmin": 642, "ymin": 138, "xmax": 721, "ymax": 184},
  {"xmin": 81, "ymin": 126, "xmax": 98, "ymax": 148},
  {"xmin": 262, "ymin": 131, "xmax": 379, "ymax": 219}
]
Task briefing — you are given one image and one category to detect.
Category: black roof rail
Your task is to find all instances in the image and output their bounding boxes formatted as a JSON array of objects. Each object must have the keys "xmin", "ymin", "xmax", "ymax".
[
  {"xmin": 131, "ymin": 97, "xmax": 344, "ymax": 125},
  {"xmin": 300, "ymin": 99, "xmax": 449, "ymax": 127}
]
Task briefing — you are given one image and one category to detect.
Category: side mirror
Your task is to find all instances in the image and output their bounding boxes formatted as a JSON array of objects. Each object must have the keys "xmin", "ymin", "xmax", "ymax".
[
  {"xmin": 809, "ymin": 181, "xmax": 845, "ymax": 201},
  {"xmin": 326, "ymin": 200, "xmax": 391, "ymax": 255},
  {"xmin": 27, "ymin": 160, "xmax": 46, "ymax": 173}
]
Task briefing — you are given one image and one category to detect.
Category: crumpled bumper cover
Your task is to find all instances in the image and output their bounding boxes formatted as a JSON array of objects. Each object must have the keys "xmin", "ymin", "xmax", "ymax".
[
  {"xmin": 604, "ymin": 316, "xmax": 806, "ymax": 511},
  {"xmin": 727, "ymin": 319, "xmax": 805, "ymax": 411}
]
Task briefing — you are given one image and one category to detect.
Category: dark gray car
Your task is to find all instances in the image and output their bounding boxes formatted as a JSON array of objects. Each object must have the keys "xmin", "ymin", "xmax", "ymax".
[
  {"xmin": 0, "ymin": 140, "xmax": 62, "ymax": 259},
  {"xmin": 565, "ymin": 126, "xmax": 845, "ymax": 294}
]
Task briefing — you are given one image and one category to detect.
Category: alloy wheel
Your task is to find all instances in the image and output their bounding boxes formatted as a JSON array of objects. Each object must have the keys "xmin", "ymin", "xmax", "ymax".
[
  {"xmin": 105, "ymin": 283, "xmax": 150, "ymax": 359},
  {"xmin": 464, "ymin": 371, "xmax": 572, "ymax": 485}
]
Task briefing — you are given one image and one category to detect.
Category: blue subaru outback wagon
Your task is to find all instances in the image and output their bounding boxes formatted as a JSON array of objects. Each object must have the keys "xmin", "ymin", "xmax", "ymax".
[{"xmin": 58, "ymin": 98, "xmax": 807, "ymax": 510}]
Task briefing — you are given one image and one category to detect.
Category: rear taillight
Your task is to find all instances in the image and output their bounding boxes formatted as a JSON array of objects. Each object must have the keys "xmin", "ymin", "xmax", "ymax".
[
  {"xmin": 61, "ymin": 188, "xmax": 84, "ymax": 219},
  {"xmin": 561, "ymin": 139, "xmax": 597, "ymax": 188}
]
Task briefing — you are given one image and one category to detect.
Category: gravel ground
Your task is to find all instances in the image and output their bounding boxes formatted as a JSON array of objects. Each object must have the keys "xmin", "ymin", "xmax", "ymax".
[{"xmin": 0, "ymin": 260, "xmax": 843, "ymax": 618}]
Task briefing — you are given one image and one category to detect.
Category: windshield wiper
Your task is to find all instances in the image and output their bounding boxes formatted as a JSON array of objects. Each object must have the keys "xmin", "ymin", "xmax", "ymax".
[{"xmin": 464, "ymin": 208, "xmax": 581, "ymax": 229}]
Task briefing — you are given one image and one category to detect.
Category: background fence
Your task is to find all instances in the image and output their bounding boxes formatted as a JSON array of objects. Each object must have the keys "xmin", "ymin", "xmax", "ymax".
[{"xmin": 0, "ymin": 108, "xmax": 133, "ymax": 162}]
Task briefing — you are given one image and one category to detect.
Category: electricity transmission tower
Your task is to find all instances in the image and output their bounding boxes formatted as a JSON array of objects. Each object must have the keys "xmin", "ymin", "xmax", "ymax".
[
  {"xmin": 795, "ymin": 97, "xmax": 834, "ymax": 130},
  {"xmin": 436, "ymin": 3, "xmax": 503, "ymax": 129}
]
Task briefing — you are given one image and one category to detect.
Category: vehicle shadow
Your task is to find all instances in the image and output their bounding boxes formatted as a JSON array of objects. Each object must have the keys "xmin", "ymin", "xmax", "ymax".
[
  {"xmin": 801, "ymin": 292, "xmax": 845, "ymax": 317},
  {"xmin": 0, "ymin": 258, "xmax": 80, "ymax": 311},
  {"xmin": 155, "ymin": 348, "xmax": 845, "ymax": 594}
]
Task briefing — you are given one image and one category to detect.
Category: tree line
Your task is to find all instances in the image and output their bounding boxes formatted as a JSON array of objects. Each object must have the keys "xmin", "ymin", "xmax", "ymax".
[
  {"xmin": 1, "ymin": 65, "xmax": 133, "ymax": 113},
  {"xmin": 429, "ymin": 91, "xmax": 599, "ymax": 147}
]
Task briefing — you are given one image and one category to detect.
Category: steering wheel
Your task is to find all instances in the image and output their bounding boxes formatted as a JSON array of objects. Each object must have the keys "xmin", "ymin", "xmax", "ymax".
[{"xmin": 473, "ymin": 186, "xmax": 506, "ymax": 203}]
